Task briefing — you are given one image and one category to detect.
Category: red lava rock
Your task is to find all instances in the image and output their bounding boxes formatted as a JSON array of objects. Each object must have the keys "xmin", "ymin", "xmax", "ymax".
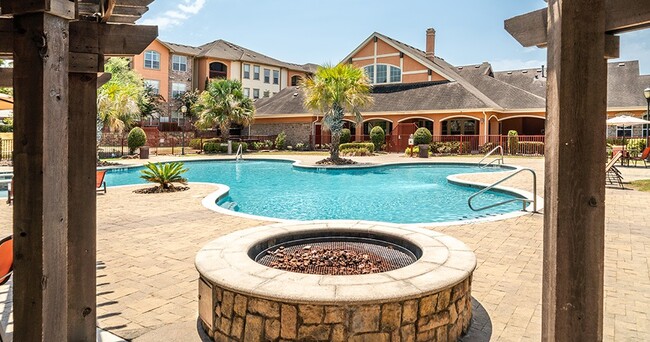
[{"xmin": 266, "ymin": 246, "xmax": 390, "ymax": 275}]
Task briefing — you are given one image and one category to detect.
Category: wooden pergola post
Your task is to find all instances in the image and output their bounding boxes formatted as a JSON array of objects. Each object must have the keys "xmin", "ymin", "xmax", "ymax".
[
  {"xmin": 506, "ymin": 0, "xmax": 649, "ymax": 340},
  {"xmin": 1, "ymin": 0, "xmax": 157, "ymax": 339}
]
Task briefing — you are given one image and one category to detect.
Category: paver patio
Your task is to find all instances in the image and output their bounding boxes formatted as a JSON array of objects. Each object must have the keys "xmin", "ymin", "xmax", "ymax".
[{"xmin": 0, "ymin": 154, "xmax": 648, "ymax": 341}]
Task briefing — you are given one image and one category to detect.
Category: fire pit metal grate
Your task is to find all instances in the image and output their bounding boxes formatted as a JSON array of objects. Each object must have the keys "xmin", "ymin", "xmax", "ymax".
[{"xmin": 254, "ymin": 236, "xmax": 418, "ymax": 275}]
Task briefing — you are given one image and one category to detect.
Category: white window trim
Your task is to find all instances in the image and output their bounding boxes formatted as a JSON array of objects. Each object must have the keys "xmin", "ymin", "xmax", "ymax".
[
  {"xmin": 243, "ymin": 64, "xmax": 251, "ymax": 79},
  {"xmin": 364, "ymin": 63, "xmax": 402, "ymax": 85},
  {"xmin": 144, "ymin": 79, "xmax": 160, "ymax": 94},
  {"xmin": 144, "ymin": 51, "xmax": 161, "ymax": 70},
  {"xmin": 171, "ymin": 55, "xmax": 187, "ymax": 72},
  {"xmin": 171, "ymin": 82, "xmax": 186, "ymax": 99}
]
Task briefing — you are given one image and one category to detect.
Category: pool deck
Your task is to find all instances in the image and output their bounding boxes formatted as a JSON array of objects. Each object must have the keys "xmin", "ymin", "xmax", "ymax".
[{"xmin": 1, "ymin": 154, "xmax": 649, "ymax": 341}]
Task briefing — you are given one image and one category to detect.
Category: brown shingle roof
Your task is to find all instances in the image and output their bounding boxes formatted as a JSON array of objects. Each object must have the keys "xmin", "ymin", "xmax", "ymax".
[{"xmin": 161, "ymin": 41, "xmax": 202, "ymax": 56}]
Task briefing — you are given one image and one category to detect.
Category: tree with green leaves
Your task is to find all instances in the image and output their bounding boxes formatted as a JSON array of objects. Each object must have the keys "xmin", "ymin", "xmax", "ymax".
[
  {"xmin": 194, "ymin": 79, "xmax": 255, "ymax": 139},
  {"xmin": 302, "ymin": 64, "xmax": 373, "ymax": 163},
  {"xmin": 97, "ymin": 57, "xmax": 145, "ymax": 135},
  {"xmin": 0, "ymin": 59, "xmax": 12, "ymax": 96},
  {"xmin": 174, "ymin": 88, "xmax": 201, "ymax": 128}
]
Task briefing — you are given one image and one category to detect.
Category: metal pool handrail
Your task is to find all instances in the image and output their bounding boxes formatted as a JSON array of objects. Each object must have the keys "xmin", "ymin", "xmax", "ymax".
[
  {"xmin": 478, "ymin": 145, "xmax": 504, "ymax": 168},
  {"xmin": 468, "ymin": 167, "xmax": 538, "ymax": 213},
  {"xmin": 235, "ymin": 144, "xmax": 243, "ymax": 161}
]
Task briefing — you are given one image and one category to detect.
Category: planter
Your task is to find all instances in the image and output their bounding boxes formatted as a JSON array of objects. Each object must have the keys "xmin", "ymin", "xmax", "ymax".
[
  {"xmin": 139, "ymin": 146, "xmax": 150, "ymax": 159},
  {"xmin": 418, "ymin": 144, "xmax": 429, "ymax": 158}
]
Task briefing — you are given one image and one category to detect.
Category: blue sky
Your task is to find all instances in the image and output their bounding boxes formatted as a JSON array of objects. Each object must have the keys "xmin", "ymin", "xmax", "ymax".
[{"xmin": 139, "ymin": 0, "xmax": 650, "ymax": 74}]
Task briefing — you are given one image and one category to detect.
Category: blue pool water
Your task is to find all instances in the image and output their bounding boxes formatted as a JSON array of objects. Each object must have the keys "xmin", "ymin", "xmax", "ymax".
[{"xmin": 102, "ymin": 160, "xmax": 523, "ymax": 224}]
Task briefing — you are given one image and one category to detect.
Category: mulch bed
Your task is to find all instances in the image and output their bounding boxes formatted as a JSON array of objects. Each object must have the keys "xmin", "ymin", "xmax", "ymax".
[
  {"xmin": 315, "ymin": 158, "xmax": 358, "ymax": 165},
  {"xmin": 266, "ymin": 245, "xmax": 389, "ymax": 275},
  {"xmin": 133, "ymin": 186, "xmax": 190, "ymax": 194}
]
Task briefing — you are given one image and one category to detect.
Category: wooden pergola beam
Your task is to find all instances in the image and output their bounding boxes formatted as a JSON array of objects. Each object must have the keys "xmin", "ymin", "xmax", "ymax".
[{"xmin": 505, "ymin": 0, "xmax": 650, "ymax": 48}]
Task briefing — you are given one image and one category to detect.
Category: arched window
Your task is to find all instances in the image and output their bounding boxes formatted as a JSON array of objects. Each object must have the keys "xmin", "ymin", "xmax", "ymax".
[
  {"xmin": 209, "ymin": 62, "xmax": 228, "ymax": 79},
  {"xmin": 144, "ymin": 50, "xmax": 160, "ymax": 69},
  {"xmin": 364, "ymin": 65, "xmax": 374, "ymax": 83},
  {"xmin": 291, "ymin": 75, "xmax": 303, "ymax": 86}
]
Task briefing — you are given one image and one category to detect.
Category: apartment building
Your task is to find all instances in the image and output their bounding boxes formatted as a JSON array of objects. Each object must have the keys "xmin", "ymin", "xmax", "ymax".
[{"xmin": 132, "ymin": 38, "xmax": 315, "ymax": 126}]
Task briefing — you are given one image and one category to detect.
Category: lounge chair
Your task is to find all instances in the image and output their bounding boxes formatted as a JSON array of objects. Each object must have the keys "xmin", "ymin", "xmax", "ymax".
[
  {"xmin": 96, "ymin": 170, "xmax": 107, "ymax": 194},
  {"xmin": 0, "ymin": 235, "xmax": 12, "ymax": 285},
  {"xmin": 606, "ymin": 152, "xmax": 624, "ymax": 188},
  {"xmin": 630, "ymin": 147, "xmax": 650, "ymax": 167}
]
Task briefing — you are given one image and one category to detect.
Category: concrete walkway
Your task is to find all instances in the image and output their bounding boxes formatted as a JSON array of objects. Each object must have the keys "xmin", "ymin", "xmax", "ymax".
[{"xmin": 0, "ymin": 154, "xmax": 649, "ymax": 341}]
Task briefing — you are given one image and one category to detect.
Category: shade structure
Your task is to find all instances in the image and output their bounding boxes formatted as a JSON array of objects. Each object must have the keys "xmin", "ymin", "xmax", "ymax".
[{"xmin": 606, "ymin": 115, "xmax": 650, "ymax": 126}]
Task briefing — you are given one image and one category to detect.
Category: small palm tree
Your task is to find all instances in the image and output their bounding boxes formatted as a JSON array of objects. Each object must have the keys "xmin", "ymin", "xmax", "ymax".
[
  {"xmin": 140, "ymin": 162, "xmax": 188, "ymax": 190},
  {"xmin": 194, "ymin": 79, "xmax": 255, "ymax": 139},
  {"xmin": 302, "ymin": 64, "xmax": 373, "ymax": 163}
]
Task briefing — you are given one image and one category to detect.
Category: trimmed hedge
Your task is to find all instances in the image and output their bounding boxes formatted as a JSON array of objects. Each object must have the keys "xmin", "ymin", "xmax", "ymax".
[
  {"xmin": 339, "ymin": 142, "xmax": 375, "ymax": 153},
  {"xmin": 127, "ymin": 127, "xmax": 147, "ymax": 154},
  {"xmin": 203, "ymin": 141, "xmax": 248, "ymax": 154},
  {"xmin": 430, "ymin": 141, "xmax": 471, "ymax": 154},
  {"xmin": 370, "ymin": 126, "xmax": 385, "ymax": 151},
  {"xmin": 340, "ymin": 128, "xmax": 351, "ymax": 144},
  {"xmin": 413, "ymin": 127, "xmax": 433, "ymax": 145},
  {"xmin": 517, "ymin": 141, "xmax": 545, "ymax": 155},
  {"xmin": 340, "ymin": 147, "xmax": 372, "ymax": 156}
]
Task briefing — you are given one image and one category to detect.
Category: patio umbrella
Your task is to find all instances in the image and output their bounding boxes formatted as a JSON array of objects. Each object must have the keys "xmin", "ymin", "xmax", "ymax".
[{"xmin": 606, "ymin": 115, "xmax": 650, "ymax": 148}]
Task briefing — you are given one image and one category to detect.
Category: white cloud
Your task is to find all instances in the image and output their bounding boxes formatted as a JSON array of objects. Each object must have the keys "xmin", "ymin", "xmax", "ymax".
[
  {"xmin": 139, "ymin": 0, "xmax": 206, "ymax": 30},
  {"xmin": 178, "ymin": 0, "xmax": 206, "ymax": 15},
  {"xmin": 490, "ymin": 59, "xmax": 547, "ymax": 72}
]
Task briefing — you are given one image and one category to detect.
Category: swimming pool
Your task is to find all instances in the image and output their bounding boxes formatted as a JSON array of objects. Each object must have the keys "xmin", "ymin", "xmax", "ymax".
[{"xmin": 103, "ymin": 159, "xmax": 525, "ymax": 224}]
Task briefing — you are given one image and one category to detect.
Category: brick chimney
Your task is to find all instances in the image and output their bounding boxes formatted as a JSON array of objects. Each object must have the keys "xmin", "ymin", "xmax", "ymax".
[{"xmin": 426, "ymin": 28, "xmax": 436, "ymax": 59}]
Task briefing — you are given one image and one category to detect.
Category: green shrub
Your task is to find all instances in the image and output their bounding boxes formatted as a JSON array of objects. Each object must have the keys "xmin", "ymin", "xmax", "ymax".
[
  {"xmin": 340, "ymin": 147, "xmax": 372, "ymax": 156},
  {"xmin": 251, "ymin": 141, "xmax": 264, "ymax": 150},
  {"xmin": 127, "ymin": 127, "xmax": 147, "ymax": 154},
  {"xmin": 203, "ymin": 142, "xmax": 221, "ymax": 153},
  {"xmin": 275, "ymin": 132, "xmax": 287, "ymax": 150},
  {"xmin": 626, "ymin": 138, "xmax": 647, "ymax": 152},
  {"xmin": 0, "ymin": 125, "xmax": 12, "ymax": 133},
  {"xmin": 295, "ymin": 142, "xmax": 306, "ymax": 151},
  {"xmin": 405, "ymin": 146, "xmax": 420, "ymax": 156},
  {"xmin": 340, "ymin": 128, "xmax": 352, "ymax": 144},
  {"xmin": 370, "ymin": 126, "xmax": 385, "ymax": 151},
  {"xmin": 203, "ymin": 141, "xmax": 247, "ymax": 154},
  {"xmin": 339, "ymin": 142, "xmax": 375, "ymax": 153},
  {"xmin": 430, "ymin": 141, "xmax": 471, "ymax": 154},
  {"xmin": 518, "ymin": 141, "xmax": 545, "ymax": 155},
  {"xmin": 140, "ymin": 162, "xmax": 188, "ymax": 190},
  {"xmin": 507, "ymin": 130, "xmax": 519, "ymax": 154},
  {"xmin": 413, "ymin": 127, "xmax": 433, "ymax": 145},
  {"xmin": 189, "ymin": 138, "xmax": 203, "ymax": 149},
  {"xmin": 233, "ymin": 142, "xmax": 248, "ymax": 152},
  {"xmin": 479, "ymin": 142, "xmax": 496, "ymax": 154},
  {"xmin": 263, "ymin": 140, "xmax": 274, "ymax": 149}
]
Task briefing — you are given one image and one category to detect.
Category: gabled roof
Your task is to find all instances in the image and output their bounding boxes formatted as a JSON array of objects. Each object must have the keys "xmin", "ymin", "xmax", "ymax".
[
  {"xmin": 493, "ymin": 68, "xmax": 547, "ymax": 98},
  {"xmin": 160, "ymin": 40, "xmax": 202, "ymax": 57},
  {"xmin": 340, "ymin": 32, "xmax": 457, "ymax": 82},
  {"xmin": 255, "ymin": 81, "xmax": 493, "ymax": 116},
  {"xmin": 196, "ymin": 39, "xmax": 313, "ymax": 73}
]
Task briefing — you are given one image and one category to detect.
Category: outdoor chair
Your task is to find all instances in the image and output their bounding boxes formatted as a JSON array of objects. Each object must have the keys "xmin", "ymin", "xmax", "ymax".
[
  {"xmin": 0, "ymin": 236, "xmax": 12, "ymax": 286},
  {"xmin": 630, "ymin": 147, "xmax": 650, "ymax": 167},
  {"xmin": 606, "ymin": 152, "xmax": 624, "ymax": 188},
  {"xmin": 96, "ymin": 170, "xmax": 107, "ymax": 194}
]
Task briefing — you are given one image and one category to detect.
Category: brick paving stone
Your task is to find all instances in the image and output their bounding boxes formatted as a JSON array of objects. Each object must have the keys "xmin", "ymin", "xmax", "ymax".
[{"xmin": 0, "ymin": 155, "xmax": 648, "ymax": 341}]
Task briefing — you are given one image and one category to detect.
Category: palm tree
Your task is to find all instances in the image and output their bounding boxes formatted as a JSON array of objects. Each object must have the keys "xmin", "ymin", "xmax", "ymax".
[
  {"xmin": 97, "ymin": 58, "xmax": 144, "ymax": 134},
  {"xmin": 302, "ymin": 64, "xmax": 373, "ymax": 163},
  {"xmin": 194, "ymin": 79, "xmax": 255, "ymax": 139}
]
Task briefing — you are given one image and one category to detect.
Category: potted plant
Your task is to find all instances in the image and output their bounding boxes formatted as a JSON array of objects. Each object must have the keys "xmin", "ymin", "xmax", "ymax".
[{"xmin": 413, "ymin": 127, "xmax": 433, "ymax": 158}]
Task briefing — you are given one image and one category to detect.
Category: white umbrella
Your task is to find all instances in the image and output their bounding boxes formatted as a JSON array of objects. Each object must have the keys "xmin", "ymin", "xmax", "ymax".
[{"xmin": 606, "ymin": 115, "xmax": 650, "ymax": 150}]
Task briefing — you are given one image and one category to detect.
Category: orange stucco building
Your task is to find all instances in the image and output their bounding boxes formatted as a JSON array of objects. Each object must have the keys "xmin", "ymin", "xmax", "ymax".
[{"xmin": 252, "ymin": 29, "xmax": 650, "ymax": 152}]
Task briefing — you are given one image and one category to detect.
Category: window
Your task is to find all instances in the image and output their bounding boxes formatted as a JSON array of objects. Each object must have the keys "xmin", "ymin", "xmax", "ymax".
[
  {"xmin": 253, "ymin": 88, "xmax": 260, "ymax": 99},
  {"xmin": 273, "ymin": 70, "xmax": 279, "ymax": 85},
  {"xmin": 376, "ymin": 65, "xmax": 387, "ymax": 83},
  {"xmin": 243, "ymin": 88, "xmax": 250, "ymax": 98},
  {"xmin": 243, "ymin": 64, "xmax": 250, "ymax": 79},
  {"xmin": 264, "ymin": 69, "xmax": 270, "ymax": 83},
  {"xmin": 644, "ymin": 113, "xmax": 650, "ymax": 138},
  {"xmin": 172, "ymin": 83, "xmax": 186, "ymax": 99},
  {"xmin": 616, "ymin": 126, "xmax": 632, "ymax": 137},
  {"xmin": 253, "ymin": 65, "xmax": 260, "ymax": 80},
  {"xmin": 390, "ymin": 66, "xmax": 401, "ymax": 83},
  {"xmin": 209, "ymin": 62, "xmax": 228, "ymax": 79},
  {"xmin": 172, "ymin": 55, "xmax": 187, "ymax": 72},
  {"xmin": 363, "ymin": 65, "xmax": 374, "ymax": 83},
  {"xmin": 144, "ymin": 80, "xmax": 160, "ymax": 94},
  {"xmin": 144, "ymin": 51, "xmax": 161, "ymax": 69}
]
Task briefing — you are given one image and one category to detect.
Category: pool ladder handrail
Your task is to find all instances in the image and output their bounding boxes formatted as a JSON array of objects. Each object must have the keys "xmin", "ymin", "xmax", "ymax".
[
  {"xmin": 468, "ymin": 167, "xmax": 538, "ymax": 213},
  {"xmin": 478, "ymin": 145, "xmax": 504, "ymax": 168},
  {"xmin": 235, "ymin": 143, "xmax": 243, "ymax": 161}
]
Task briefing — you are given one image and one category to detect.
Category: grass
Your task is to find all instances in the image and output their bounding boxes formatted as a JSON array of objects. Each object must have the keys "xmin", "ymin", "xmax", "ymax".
[{"xmin": 629, "ymin": 179, "xmax": 650, "ymax": 192}]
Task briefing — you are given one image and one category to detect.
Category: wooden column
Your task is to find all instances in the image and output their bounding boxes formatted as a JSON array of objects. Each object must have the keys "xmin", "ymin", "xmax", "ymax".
[
  {"xmin": 12, "ymin": 12, "xmax": 70, "ymax": 341},
  {"xmin": 67, "ymin": 72, "xmax": 98, "ymax": 340},
  {"xmin": 543, "ymin": 0, "xmax": 607, "ymax": 340}
]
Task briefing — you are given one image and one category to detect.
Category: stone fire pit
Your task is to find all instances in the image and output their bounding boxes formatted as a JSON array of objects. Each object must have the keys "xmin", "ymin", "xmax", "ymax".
[{"xmin": 195, "ymin": 221, "xmax": 476, "ymax": 341}]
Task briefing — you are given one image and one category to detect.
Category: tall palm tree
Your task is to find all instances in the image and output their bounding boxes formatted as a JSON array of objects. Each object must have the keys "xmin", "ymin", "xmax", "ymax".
[
  {"xmin": 97, "ymin": 58, "xmax": 144, "ymax": 134},
  {"xmin": 302, "ymin": 64, "xmax": 373, "ymax": 163},
  {"xmin": 194, "ymin": 79, "xmax": 255, "ymax": 139}
]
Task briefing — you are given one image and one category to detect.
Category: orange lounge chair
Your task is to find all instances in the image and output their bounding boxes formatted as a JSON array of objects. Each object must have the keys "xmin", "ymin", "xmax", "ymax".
[
  {"xmin": 631, "ymin": 147, "xmax": 650, "ymax": 167},
  {"xmin": 0, "ymin": 235, "xmax": 13, "ymax": 285},
  {"xmin": 606, "ymin": 152, "xmax": 624, "ymax": 188},
  {"xmin": 96, "ymin": 170, "xmax": 107, "ymax": 194}
]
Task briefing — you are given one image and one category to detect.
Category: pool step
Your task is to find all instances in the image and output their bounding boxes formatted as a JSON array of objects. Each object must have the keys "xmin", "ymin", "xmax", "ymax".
[{"xmin": 220, "ymin": 201, "xmax": 239, "ymax": 211}]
